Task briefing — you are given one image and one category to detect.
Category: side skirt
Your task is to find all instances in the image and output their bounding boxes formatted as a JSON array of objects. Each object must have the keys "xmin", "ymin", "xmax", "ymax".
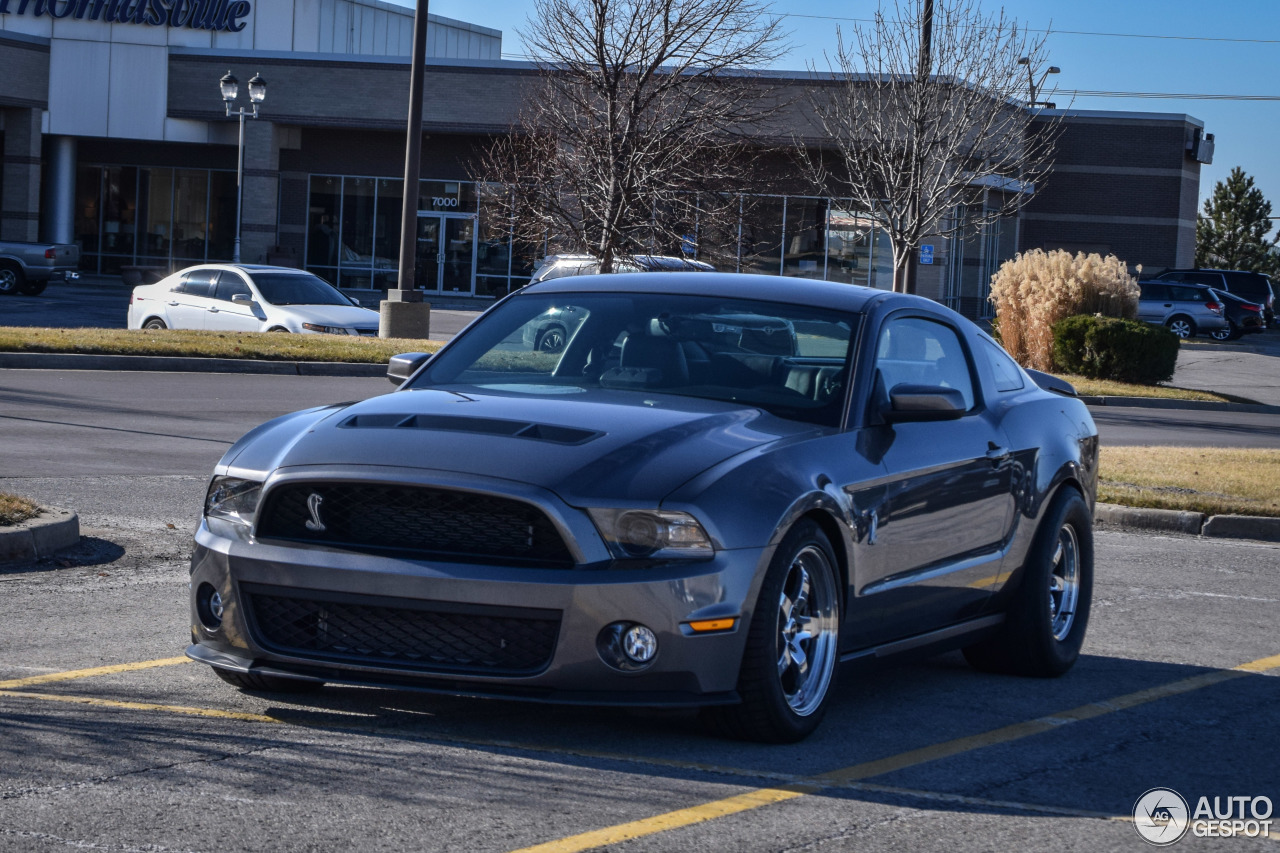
[{"xmin": 840, "ymin": 613, "xmax": 1006, "ymax": 664}]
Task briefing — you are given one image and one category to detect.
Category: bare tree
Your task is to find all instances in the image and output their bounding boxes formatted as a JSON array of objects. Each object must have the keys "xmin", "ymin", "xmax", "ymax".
[
  {"xmin": 803, "ymin": 0, "xmax": 1060, "ymax": 293},
  {"xmin": 475, "ymin": 0, "xmax": 787, "ymax": 273}
]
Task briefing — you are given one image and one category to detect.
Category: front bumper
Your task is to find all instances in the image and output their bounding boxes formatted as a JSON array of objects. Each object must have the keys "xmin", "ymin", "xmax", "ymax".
[{"xmin": 188, "ymin": 521, "xmax": 768, "ymax": 706}]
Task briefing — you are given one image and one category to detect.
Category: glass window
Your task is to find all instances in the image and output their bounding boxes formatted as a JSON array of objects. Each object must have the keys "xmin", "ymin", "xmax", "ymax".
[
  {"xmin": 868, "ymin": 228, "xmax": 893, "ymax": 290},
  {"xmin": 172, "ymin": 170, "xmax": 210, "ymax": 262},
  {"xmin": 419, "ymin": 180, "xmax": 476, "ymax": 213},
  {"xmin": 308, "ymin": 176, "xmax": 341, "ymax": 267},
  {"xmin": 251, "ymin": 271, "xmax": 352, "ymax": 306},
  {"xmin": 373, "ymin": 178, "xmax": 403, "ymax": 288},
  {"xmin": 101, "ymin": 166, "xmax": 137, "ymax": 259},
  {"xmin": 139, "ymin": 168, "xmax": 173, "ymax": 264},
  {"xmin": 176, "ymin": 270, "xmax": 217, "ymax": 297},
  {"xmin": 208, "ymin": 171, "xmax": 237, "ymax": 261},
  {"xmin": 826, "ymin": 207, "xmax": 871, "ymax": 286},
  {"xmin": 980, "ymin": 338, "xmax": 1025, "ymax": 392},
  {"xmin": 75, "ymin": 166, "xmax": 102, "ymax": 262},
  {"xmin": 782, "ymin": 198, "xmax": 826, "ymax": 279},
  {"xmin": 1169, "ymin": 285, "xmax": 1208, "ymax": 302},
  {"xmin": 875, "ymin": 316, "xmax": 975, "ymax": 410},
  {"xmin": 412, "ymin": 292, "xmax": 855, "ymax": 426},
  {"xmin": 739, "ymin": 197, "xmax": 785, "ymax": 275},
  {"xmin": 214, "ymin": 271, "xmax": 253, "ymax": 302}
]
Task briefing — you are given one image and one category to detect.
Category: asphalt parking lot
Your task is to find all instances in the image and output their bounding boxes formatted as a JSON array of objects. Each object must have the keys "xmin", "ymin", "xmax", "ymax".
[{"xmin": 1, "ymin": 517, "xmax": 1277, "ymax": 852}]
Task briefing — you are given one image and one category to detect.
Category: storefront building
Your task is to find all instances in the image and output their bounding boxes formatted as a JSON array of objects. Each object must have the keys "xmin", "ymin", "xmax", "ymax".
[{"xmin": 1, "ymin": 0, "xmax": 1208, "ymax": 317}]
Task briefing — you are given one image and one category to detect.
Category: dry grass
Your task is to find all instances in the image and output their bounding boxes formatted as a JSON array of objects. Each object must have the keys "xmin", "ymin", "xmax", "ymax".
[
  {"xmin": 0, "ymin": 492, "xmax": 41, "ymax": 527},
  {"xmin": 1059, "ymin": 375, "xmax": 1236, "ymax": 403},
  {"xmin": 989, "ymin": 249, "xmax": 1139, "ymax": 371},
  {"xmin": 1099, "ymin": 446, "xmax": 1280, "ymax": 518},
  {"xmin": 0, "ymin": 327, "xmax": 444, "ymax": 364}
]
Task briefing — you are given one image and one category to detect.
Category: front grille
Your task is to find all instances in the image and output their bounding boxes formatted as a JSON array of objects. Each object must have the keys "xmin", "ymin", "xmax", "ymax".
[
  {"xmin": 244, "ymin": 585, "xmax": 561, "ymax": 676},
  {"xmin": 256, "ymin": 483, "xmax": 574, "ymax": 566}
]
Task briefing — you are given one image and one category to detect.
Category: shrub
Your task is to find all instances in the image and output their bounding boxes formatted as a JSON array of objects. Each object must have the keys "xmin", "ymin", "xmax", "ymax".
[
  {"xmin": 988, "ymin": 249, "xmax": 1140, "ymax": 371},
  {"xmin": 1051, "ymin": 314, "xmax": 1179, "ymax": 384}
]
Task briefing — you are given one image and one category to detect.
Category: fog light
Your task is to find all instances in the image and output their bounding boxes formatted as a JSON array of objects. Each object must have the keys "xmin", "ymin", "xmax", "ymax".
[
  {"xmin": 196, "ymin": 582, "xmax": 224, "ymax": 630},
  {"xmin": 623, "ymin": 625, "xmax": 657, "ymax": 663},
  {"xmin": 597, "ymin": 622, "xmax": 659, "ymax": 671}
]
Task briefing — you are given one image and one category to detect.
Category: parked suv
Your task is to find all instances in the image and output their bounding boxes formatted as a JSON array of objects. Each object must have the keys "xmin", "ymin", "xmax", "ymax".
[
  {"xmin": 1136, "ymin": 281, "xmax": 1230, "ymax": 339},
  {"xmin": 1154, "ymin": 269, "xmax": 1276, "ymax": 327}
]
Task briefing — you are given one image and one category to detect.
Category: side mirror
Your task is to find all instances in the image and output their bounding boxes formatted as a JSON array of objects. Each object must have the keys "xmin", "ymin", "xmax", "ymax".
[
  {"xmin": 231, "ymin": 293, "xmax": 253, "ymax": 304},
  {"xmin": 883, "ymin": 384, "xmax": 967, "ymax": 422},
  {"xmin": 387, "ymin": 352, "xmax": 432, "ymax": 386}
]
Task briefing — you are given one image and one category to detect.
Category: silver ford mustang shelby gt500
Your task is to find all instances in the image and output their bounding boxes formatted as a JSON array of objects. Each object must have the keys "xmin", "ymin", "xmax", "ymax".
[{"xmin": 188, "ymin": 273, "xmax": 1098, "ymax": 742}]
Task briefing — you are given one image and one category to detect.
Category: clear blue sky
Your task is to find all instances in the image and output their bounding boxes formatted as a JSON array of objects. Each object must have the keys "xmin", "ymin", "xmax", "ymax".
[{"xmin": 419, "ymin": 0, "xmax": 1278, "ymax": 225}]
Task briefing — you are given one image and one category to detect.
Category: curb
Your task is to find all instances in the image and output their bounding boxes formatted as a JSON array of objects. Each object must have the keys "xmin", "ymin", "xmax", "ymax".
[
  {"xmin": 0, "ymin": 506, "xmax": 81, "ymax": 564},
  {"xmin": 1080, "ymin": 395, "xmax": 1280, "ymax": 415},
  {"xmin": 1094, "ymin": 502, "xmax": 1280, "ymax": 543},
  {"xmin": 0, "ymin": 352, "xmax": 386, "ymax": 378}
]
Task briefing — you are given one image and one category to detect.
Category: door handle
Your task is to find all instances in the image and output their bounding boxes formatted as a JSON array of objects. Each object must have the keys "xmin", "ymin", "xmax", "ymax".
[
  {"xmin": 168, "ymin": 301, "xmax": 179, "ymax": 306},
  {"xmin": 208, "ymin": 307, "xmax": 219, "ymax": 312},
  {"xmin": 986, "ymin": 444, "xmax": 1011, "ymax": 464}
]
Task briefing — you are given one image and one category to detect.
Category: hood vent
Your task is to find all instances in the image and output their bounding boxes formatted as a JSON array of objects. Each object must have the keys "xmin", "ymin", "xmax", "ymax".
[{"xmin": 339, "ymin": 413, "xmax": 601, "ymax": 446}]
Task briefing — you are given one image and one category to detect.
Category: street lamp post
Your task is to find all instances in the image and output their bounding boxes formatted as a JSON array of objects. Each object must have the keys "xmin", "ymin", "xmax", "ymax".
[
  {"xmin": 1016, "ymin": 57, "xmax": 1059, "ymax": 109},
  {"xmin": 220, "ymin": 71, "xmax": 267, "ymax": 264}
]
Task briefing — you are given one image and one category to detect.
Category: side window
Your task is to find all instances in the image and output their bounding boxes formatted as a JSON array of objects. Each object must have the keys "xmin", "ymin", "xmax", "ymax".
[
  {"xmin": 1141, "ymin": 283, "xmax": 1168, "ymax": 301},
  {"xmin": 215, "ymin": 272, "xmax": 253, "ymax": 302},
  {"xmin": 175, "ymin": 271, "xmax": 216, "ymax": 298},
  {"xmin": 1169, "ymin": 285, "xmax": 1206, "ymax": 302},
  {"xmin": 874, "ymin": 316, "xmax": 975, "ymax": 410},
  {"xmin": 980, "ymin": 339, "xmax": 1025, "ymax": 392}
]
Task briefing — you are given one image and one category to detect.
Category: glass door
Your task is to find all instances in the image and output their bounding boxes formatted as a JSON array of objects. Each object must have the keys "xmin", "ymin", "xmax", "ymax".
[
  {"xmin": 441, "ymin": 216, "xmax": 475, "ymax": 293},
  {"xmin": 414, "ymin": 215, "xmax": 441, "ymax": 292},
  {"xmin": 415, "ymin": 213, "xmax": 477, "ymax": 294}
]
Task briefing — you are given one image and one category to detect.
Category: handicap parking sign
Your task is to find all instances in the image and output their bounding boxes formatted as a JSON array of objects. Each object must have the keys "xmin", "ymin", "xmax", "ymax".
[{"xmin": 919, "ymin": 244, "xmax": 934, "ymax": 265}]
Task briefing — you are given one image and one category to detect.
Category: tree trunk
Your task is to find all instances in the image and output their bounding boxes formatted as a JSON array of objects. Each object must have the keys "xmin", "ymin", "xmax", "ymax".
[{"xmin": 892, "ymin": 243, "xmax": 912, "ymax": 294}]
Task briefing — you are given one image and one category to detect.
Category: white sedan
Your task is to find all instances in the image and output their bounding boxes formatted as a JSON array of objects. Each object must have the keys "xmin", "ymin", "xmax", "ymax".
[{"xmin": 127, "ymin": 264, "xmax": 380, "ymax": 336}]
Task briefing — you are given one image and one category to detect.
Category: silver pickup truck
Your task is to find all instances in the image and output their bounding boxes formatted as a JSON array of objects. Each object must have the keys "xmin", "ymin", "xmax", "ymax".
[{"xmin": 0, "ymin": 241, "xmax": 80, "ymax": 296}]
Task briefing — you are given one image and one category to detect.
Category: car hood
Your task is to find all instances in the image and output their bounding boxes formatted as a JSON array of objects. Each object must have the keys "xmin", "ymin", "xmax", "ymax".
[
  {"xmin": 268, "ymin": 303, "xmax": 380, "ymax": 328},
  {"xmin": 228, "ymin": 387, "xmax": 821, "ymax": 505}
]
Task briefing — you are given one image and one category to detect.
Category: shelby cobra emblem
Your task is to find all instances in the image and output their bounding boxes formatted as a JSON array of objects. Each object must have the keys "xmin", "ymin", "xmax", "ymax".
[{"xmin": 304, "ymin": 493, "xmax": 326, "ymax": 532}]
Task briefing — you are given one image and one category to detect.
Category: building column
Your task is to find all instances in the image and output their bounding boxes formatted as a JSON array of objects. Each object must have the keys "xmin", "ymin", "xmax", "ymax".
[
  {"xmin": 1, "ymin": 108, "xmax": 43, "ymax": 243},
  {"xmin": 41, "ymin": 136, "xmax": 77, "ymax": 245},
  {"xmin": 238, "ymin": 120, "xmax": 281, "ymax": 265}
]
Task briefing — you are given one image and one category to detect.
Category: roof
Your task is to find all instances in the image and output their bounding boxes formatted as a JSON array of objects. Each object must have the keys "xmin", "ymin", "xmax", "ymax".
[{"xmin": 525, "ymin": 271, "xmax": 899, "ymax": 314}]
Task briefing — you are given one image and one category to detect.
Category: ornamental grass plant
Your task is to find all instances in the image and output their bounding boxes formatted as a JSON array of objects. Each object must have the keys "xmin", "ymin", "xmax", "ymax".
[{"xmin": 988, "ymin": 249, "xmax": 1140, "ymax": 371}]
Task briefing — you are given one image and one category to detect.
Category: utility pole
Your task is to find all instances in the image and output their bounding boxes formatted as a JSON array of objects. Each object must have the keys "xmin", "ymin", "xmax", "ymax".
[{"xmin": 380, "ymin": 0, "xmax": 432, "ymax": 338}]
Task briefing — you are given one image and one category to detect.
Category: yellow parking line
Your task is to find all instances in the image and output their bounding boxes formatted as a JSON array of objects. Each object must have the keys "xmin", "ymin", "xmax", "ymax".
[
  {"xmin": 0, "ymin": 656, "xmax": 190, "ymax": 689},
  {"xmin": 508, "ymin": 651, "xmax": 1280, "ymax": 853},
  {"xmin": 0, "ymin": 689, "xmax": 280, "ymax": 723}
]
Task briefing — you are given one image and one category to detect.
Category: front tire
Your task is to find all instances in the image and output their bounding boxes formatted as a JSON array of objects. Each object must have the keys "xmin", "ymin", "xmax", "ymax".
[
  {"xmin": 706, "ymin": 520, "xmax": 841, "ymax": 743},
  {"xmin": 213, "ymin": 667, "xmax": 324, "ymax": 693},
  {"xmin": 1166, "ymin": 315, "xmax": 1196, "ymax": 339},
  {"xmin": 964, "ymin": 488, "xmax": 1093, "ymax": 677},
  {"xmin": 0, "ymin": 262, "xmax": 23, "ymax": 295},
  {"xmin": 1209, "ymin": 321, "xmax": 1238, "ymax": 342},
  {"xmin": 535, "ymin": 324, "xmax": 567, "ymax": 353},
  {"xmin": 142, "ymin": 318, "xmax": 167, "ymax": 330}
]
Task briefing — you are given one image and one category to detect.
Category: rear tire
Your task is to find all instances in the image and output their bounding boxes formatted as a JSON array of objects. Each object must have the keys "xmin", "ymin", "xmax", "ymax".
[
  {"xmin": 0, "ymin": 262, "xmax": 23, "ymax": 295},
  {"xmin": 704, "ymin": 520, "xmax": 841, "ymax": 743},
  {"xmin": 213, "ymin": 667, "xmax": 324, "ymax": 693},
  {"xmin": 1209, "ymin": 322, "xmax": 1238, "ymax": 342},
  {"xmin": 964, "ymin": 488, "xmax": 1093, "ymax": 677},
  {"xmin": 1166, "ymin": 316, "xmax": 1196, "ymax": 339},
  {"xmin": 18, "ymin": 279, "xmax": 47, "ymax": 296}
]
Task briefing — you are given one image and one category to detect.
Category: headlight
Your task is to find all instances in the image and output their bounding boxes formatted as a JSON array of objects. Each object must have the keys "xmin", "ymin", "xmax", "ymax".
[
  {"xmin": 301, "ymin": 323, "xmax": 354, "ymax": 335},
  {"xmin": 205, "ymin": 476, "xmax": 263, "ymax": 527},
  {"xmin": 587, "ymin": 509, "xmax": 714, "ymax": 561}
]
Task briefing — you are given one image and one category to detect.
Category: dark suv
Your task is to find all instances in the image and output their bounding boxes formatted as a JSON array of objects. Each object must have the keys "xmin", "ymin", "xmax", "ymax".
[{"xmin": 1154, "ymin": 269, "xmax": 1276, "ymax": 327}]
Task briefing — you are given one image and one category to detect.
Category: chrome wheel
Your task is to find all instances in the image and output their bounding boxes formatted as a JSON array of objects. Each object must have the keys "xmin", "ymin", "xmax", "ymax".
[
  {"xmin": 1210, "ymin": 323, "xmax": 1234, "ymax": 341},
  {"xmin": 0, "ymin": 266, "xmax": 19, "ymax": 295},
  {"xmin": 1167, "ymin": 318, "xmax": 1193, "ymax": 339},
  {"xmin": 776, "ymin": 544, "xmax": 838, "ymax": 716},
  {"xmin": 537, "ymin": 326, "xmax": 566, "ymax": 352},
  {"xmin": 1048, "ymin": 523, "xmax": 1081, "ymax": 641}
]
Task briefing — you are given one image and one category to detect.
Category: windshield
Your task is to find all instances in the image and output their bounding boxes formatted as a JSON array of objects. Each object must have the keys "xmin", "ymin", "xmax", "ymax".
[
  {"xmin": 251, "ymin": 272, "xmax": 355, "ymax": 306},
  {"xmin": 409, "ymin": 292, "xmax": 857, "ymax": 426}
]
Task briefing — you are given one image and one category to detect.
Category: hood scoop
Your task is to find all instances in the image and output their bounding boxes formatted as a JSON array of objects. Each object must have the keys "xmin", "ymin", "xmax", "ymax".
[{"xmin": 338, "ymin": 413, "xmax": 602, "ymax": 446}]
